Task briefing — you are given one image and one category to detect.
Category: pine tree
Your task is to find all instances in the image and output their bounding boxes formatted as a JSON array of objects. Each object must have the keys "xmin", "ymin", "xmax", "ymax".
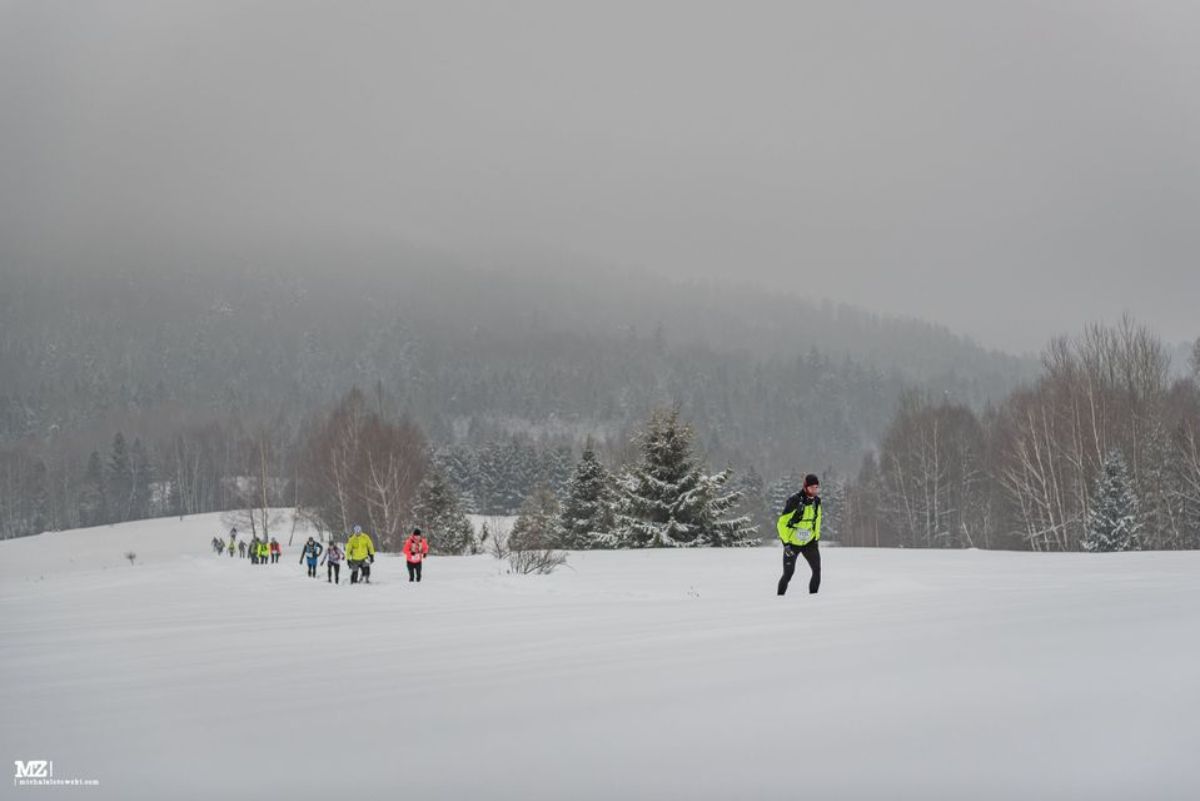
[
  {"xmin": 107, "ymin": 432, "xmax": 133, "ymax": 522},
  {"xmin": 539, "ymin": 443, "xmax": 575, "ymax": 501},
  {"xmin": 509, "ymin": 484, "xmax": 564, "ymax": 551},
  {"xmin": 130, "ymin": 437, "xmax": 154, "ymax": 519},
  {"xmin": 615, "ymin": 408, "xmax": 757, "ymax": 548},
  {"xmin": 79, "ymin": 450, "xmax": 108, "ymax": 526},
  {"xmin": 559, "ymin": 441, "xmax": 616, "ymax": 549},
  {"xmin": 733, "ymin": 464, "xmax": 771, "ymax": 541},
  {"xmin": 476, "ymin": 441, "xmax": 506, "ymax": 515},
  {"xmin": 412, "ymin": 468, "xmax": 475, "ymax": 555},
  {"xmin": 1083, "ymin": 449, "xmax": 1142, "ymax": 552},
  {"xmin": 819, "ymin": 471, "xmax": 846, "ymax": 543},
  {"xmin": 27, "ymin": 458, "xmax": 49, "ymax": 535},
  {"xmin": 503, "ymin": 439, "xmax": 539, "ymax": 514},
  {"xmin": 767, "ymin": 472, "xmax": 801, "ymax": 518},
  {"xmin": 689, "ymin": 467, "xmax": 759, "ymax": 547},
  {"xmin": 434, "ymin": 445, "xmax": 479, "ymax": 514}
]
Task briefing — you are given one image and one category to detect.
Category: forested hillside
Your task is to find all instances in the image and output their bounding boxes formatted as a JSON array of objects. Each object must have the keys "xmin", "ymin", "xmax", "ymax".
[{"xmin": 0, "ymin": 246, "xmax": 1033, "ymax": 538}]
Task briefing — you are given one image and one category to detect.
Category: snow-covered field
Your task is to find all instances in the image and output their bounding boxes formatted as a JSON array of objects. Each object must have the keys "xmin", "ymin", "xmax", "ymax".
[{"xmin": 2, "ymin": 513, "xmax": 1197, "ymax": 800}]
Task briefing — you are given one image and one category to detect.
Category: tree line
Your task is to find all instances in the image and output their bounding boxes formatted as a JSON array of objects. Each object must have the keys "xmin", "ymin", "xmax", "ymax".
[
  {"xmin": 0, "ymin": 386, "xmax": 765, "ymax": 552},
  {"xmin": 839, "ymin": 320, "xmax": 1200, "ymax": 551}
]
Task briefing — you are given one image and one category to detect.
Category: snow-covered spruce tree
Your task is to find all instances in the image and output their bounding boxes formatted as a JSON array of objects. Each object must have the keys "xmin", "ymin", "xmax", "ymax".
[
  {"xmin": 412, "ymin": 468, "xmax": 475, "ymax": 555},
  {"xmin": 433, "ymin": 445, "xmax": 479, "ymax": 515},
  {"xmin": 1083, "ymin": 449, "xmax": 1142, "ymax": 552},
  {"xmin": 509, "ymin": 484, "xmax": 565, "ymax": 551},
  {"xmin": 767, "ymin": 472, "xmax": 801, "ymax": 518},
  {"xmin": 732, "ymin": 464, "xmax": 771, "ymax": 540},
  {"xmin": 615, "ymin": 408, "xmax": 757, "ymax": 548},
  {"xmin": 818, "ymin": 472, "xmax": 846, "ymax": 543},
  {"xmin": 559, "ymin": 440, "xmax": 616, "ymax": 549},
  {"xmin": 538, "ymin": 443, "xmax": 575, "ymax": 501}
]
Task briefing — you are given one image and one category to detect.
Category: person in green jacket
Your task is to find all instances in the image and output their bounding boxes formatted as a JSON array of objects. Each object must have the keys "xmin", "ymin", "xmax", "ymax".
[
  {"xmin": 777, "ymin": 473, "xmax": 822, "ymax": 595},
  {"xmin": 257, "ymin": 539, "xmax": 270, "ymax": 566}
]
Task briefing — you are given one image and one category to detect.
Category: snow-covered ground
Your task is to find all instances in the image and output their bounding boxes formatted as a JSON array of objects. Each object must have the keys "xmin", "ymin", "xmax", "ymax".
[{"xmin": 2, "ymin": 512, "xmax": 1198, "ymax": 800}]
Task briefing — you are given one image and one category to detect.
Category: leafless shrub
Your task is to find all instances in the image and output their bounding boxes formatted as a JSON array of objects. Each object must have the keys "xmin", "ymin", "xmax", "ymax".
[
  {"xmin": 481, "ymin": 518, "xmax": 513, "ymax": 559},
  {"xmin": 507, "ymin": 547, "xmax": 567, "ymax": 575}
]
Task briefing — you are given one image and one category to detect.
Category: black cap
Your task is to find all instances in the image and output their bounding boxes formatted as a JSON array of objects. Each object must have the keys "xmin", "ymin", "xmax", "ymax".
[
  {"xmin": 804, "ymin": 473, "xmax": 820, "ymax": 487},
  {"xmin": 412, "ymin": 528, "xmax": 422, "ymax": 536}
]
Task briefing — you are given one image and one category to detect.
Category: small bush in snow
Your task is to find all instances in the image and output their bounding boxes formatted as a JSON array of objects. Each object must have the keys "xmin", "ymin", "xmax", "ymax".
[
  {"xmin": 124, "ymin": 551, "xmax": 137, "ymax": 565},
  {"xmin": 481, "ymin": 521, "xmax": 509, "ymax": 560},
  {"xmin": 507, "ymin": 548, "xmax": 567, "ymax": 575}
]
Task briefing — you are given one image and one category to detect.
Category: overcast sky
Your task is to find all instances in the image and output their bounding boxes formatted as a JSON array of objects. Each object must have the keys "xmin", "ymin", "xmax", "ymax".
[{"xmin": 3, "ymin": 0, "xmax": 1197, "ymax": 353}]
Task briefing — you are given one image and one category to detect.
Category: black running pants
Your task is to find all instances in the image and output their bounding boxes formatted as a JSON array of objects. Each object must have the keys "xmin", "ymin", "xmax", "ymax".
[{"xmin": 778, "ymin": 541, "xmax": 820, "ymax": 595}]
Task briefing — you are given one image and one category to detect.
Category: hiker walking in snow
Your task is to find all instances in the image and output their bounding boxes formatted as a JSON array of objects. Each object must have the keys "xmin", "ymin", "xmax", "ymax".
[
  {"xmin": 300, "ymin": 537, "xmax": 323, "ymax": 578},
  {"xmin": 322, "ymin": 541, "xmax": 344, "ymax": 584},
  {"xmin": 777, "ymin": 473, "xmax": 822, "ymax": 596},
  {"xmin": 227, "ymin": 538, "xmax": 236, "ymax": 557},
  {"xmin": 269, "ymin": 538, "xmax": 281, "ymax": 564},
  {"xmin": 346, "ymin": 525, "xmax": 376, "ymax": 584},
  {"xmin": 403, "ymin": 528, "xmax": 429, "ymax": 582},
  {"xmin": 238, "ymin": 540, "xmax": 247, "ymax": 558},
  {"xmin": 248, "ymin": 537, "xmax": 258, "ymax": 564},
  {"xmin": 257, "ymin": 538, "xmax": 270, "ymax": 566}
]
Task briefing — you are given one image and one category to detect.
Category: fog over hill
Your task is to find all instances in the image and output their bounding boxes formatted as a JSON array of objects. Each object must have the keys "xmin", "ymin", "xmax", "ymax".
[{"xmin": 2, "ymin": 239, "xmax": 1033, "ymax": 476}]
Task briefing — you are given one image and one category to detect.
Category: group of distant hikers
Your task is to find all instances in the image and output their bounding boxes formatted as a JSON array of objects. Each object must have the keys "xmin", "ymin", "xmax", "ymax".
[
  {"xmin": 206, "ymin": 473, "xmax": 823, "ymax": 595},
  {"xmin": 211, "ymin": 525, "xmax": 431, "ymax": 585},
  {"xmin": 211, "ymin": 532, "xmax": 281, "ymax": 563}
]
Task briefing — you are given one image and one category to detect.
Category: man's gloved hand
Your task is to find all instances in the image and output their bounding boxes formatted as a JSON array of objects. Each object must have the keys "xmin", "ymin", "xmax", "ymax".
[{"xmin": 368, "ymin": 554, "xmax": 375, "ymax": 564}]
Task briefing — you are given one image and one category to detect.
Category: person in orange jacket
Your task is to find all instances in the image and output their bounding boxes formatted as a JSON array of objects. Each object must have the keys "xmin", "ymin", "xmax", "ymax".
[
  {"xmin": 269, "ymin": 538, "xmax": 281, "ymax": 564},
  {"xmin": 402, "ymin": 528, "xmax": 429, "ymax": 582}
]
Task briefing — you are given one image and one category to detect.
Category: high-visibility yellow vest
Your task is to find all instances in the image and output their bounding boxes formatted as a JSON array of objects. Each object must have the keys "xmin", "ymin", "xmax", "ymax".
[{"xmin": 777, "ymin": 500, "xmax": 821, "ymax": 546}]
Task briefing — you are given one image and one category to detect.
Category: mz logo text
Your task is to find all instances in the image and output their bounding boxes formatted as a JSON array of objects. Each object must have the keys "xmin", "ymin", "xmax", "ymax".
[{"xmin": 14, "ymin": 761, "xmax": 52, "ymax": 779}]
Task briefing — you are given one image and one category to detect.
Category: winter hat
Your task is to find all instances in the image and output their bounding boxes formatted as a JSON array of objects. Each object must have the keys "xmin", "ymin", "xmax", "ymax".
[
  {"xmin": 804, "ymin": 473, "xmax": 820, "ymax": 488},
  {"xmin": 412, "ymin": 528, "xmax": 422, "ymax": 536}
]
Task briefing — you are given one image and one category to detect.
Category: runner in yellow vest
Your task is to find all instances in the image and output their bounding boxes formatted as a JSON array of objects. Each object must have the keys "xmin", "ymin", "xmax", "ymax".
[
  {"xmin": 346, "ymin": 525, "xmax": 376, "ymax": 584},
  {"xmin": 777, "ymin": 474, "xmax": 822, "ymax": 595}
]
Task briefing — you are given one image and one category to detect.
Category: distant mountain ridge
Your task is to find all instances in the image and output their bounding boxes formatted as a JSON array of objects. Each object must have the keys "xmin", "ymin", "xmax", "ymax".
[{"xmin": 1, "ymin": 240, "xmax": 1034, "ymax": 476}]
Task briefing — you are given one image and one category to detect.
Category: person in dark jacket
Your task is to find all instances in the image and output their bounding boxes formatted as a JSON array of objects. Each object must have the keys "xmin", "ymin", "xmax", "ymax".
[
  {"xmin": 300, "ymin": 537, "xmax": 324, "ymax": 578},
  {"xmin": 777, "ymin": 473, "xmax": 822, "ymax": 596}
]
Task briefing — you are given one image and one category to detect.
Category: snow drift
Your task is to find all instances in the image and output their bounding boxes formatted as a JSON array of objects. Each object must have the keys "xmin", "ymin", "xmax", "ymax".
[{"xmin": 1, "ymin": 512, "xmax": 1197, "ymax": 800}]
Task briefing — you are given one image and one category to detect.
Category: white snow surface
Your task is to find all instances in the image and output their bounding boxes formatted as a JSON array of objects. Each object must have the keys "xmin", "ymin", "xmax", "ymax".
[{"xmin": 2, "ymin": 512, "xmax": 1198, "ymax": 800}]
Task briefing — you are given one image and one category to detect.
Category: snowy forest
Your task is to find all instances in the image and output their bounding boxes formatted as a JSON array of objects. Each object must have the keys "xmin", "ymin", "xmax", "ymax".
[
  {"xmin": 1, "ymin": 264, "xmax": 1196, "ymax": 551},
  {"xmin": 840, "ymin": 319, "xmax": 1200, "ymax": 551}
]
